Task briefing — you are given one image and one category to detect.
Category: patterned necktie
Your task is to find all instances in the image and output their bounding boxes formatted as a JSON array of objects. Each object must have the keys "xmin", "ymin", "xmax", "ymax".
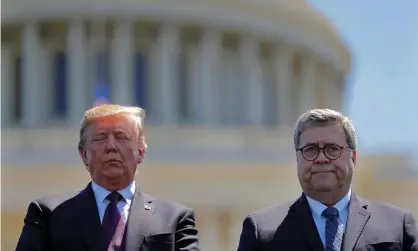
[
  {"xmin": 102, "ymin": 191, "xmax": 126, "ymax": 251},
  {"xmin": 322, "ymin": 207, "xmax": 343, "ymax": 251}
]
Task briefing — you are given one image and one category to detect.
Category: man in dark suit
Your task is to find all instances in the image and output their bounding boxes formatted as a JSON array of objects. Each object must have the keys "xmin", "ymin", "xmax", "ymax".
[
  {"xmin": 237, "ymin": 109, "xmax": 418, "ymax": 251},
  {"xmin": 16, "ymin": 104, "xmax": 200, "ymax": 251}
]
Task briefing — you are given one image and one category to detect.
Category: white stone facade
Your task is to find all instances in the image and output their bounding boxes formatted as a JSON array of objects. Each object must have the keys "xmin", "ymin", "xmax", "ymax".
[{"xmin": 1, "ymin": 0, "xmax": 350, "ymax": 129}]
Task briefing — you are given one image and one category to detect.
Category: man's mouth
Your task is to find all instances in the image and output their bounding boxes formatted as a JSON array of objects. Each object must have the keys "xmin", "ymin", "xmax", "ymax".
[
  {"xmin": 105, "ymin": 159, "xmax": 122, "ymax": 164},
  {"xmin": 312, "ymin": 170, "xmax": 334, "ymax": 174}
]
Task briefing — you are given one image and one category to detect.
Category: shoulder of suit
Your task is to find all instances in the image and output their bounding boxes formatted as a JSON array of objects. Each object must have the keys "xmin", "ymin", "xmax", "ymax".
[
  {"xmin": 358, "ymin": 196, "xmax": 412, "ymax": 215},
  {"xmin": 238, "ymin": 201, "xmax": 295, "ymax": 231},
  {"xmin": 143, "ymin": 193, "xmax": 195, "ymax": 213},
  {"xmin": 248, "ymin": 200, "xmax": 296, "ymax": 220},
  {"xmin": 34, "ymin": 190, "xmax": 83, "ymax": 211}
]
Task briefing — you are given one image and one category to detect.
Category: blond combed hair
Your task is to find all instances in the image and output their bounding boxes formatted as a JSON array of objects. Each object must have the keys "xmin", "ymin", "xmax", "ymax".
[
  {"xmin": 78, "ymin": 104, "xmax": 147, "ymax": 150},
  {"xmin": 293, "ymin": 108, "xmax": 357, "ymax": 150}
]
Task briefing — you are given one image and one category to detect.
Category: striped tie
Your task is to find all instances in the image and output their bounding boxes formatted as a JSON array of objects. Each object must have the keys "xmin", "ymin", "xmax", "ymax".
[{"xmin": 322, "ymin": 207, "xmax": 343, "ymax": 251}]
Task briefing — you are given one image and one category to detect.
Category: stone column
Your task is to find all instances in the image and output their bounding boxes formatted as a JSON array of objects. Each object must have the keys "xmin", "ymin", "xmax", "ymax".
[
  {"xmin": 274, "ymin": 45, "xmax": 294, "ymax": 126},
  {"xmin": 155, "ymin": 23, "xmax": 180, "ymax": 125},
  {"xmin": 298, "ymin": 55, "xmax": 317, "ymax": 115},
  {"xmin": 335, "ymin": 70, "xmax": 346, "ymax": 111},
  {"xmin": 195, "ymin": 28, "xmax": 221, "ymax": 125},
  {"xmin": 111, "ymin": 19, "xmax": 134, "ymax": 106},
  {"xmin": 21, "ymin": 22, "xmax": 44, "ymax": 127},
  {"xmin": 1, "ymin": 45, "xmax": 13, "ymax": 127},
  {"xmin": 67, "ymin": 20, "xmax": 88, "ymax": 125},
  {"xmin": 324, "ymin": 66, "xmax": 343, "ymax": 111},
  {"xmin": 240, "ymin": 36, "xmax": 263, "ymax": 125},
  {"xmin": 39, "ymin": 43, "xmax": 53, "ymax": 119}
]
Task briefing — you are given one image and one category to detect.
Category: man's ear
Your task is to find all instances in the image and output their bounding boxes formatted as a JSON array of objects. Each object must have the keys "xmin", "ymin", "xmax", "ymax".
[
  {"xmin": 352, "ymin": 150, "xmax": 357, "ymax": 166},
  {"xmin": 79, "ymin": 147, "xmax": 89, "ymax": 166},
  {"xmin": 295, "ymin": 151, "xmax": 301, "ymax": 163},
  {"xmin": 137, "ymin": 149, "xmax": 145, "ymax": 164}
]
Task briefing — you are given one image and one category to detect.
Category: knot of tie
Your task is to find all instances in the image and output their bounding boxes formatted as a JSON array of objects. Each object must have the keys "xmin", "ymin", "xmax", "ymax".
[
  {"xmin": 106, "ymin": 191, "xmax": 123, "ymax": 204},
  {"xmin": 322, "ymin": 207, "xmax": 339, "ymax": 219}
]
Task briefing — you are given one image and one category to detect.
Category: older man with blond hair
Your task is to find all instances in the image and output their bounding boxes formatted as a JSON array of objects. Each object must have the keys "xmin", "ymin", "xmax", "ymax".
[
  {"xmin": 237, "ymin": 109, "xmax": 418, "ymax": 251},
  {"xmin": 16, "ymin": 104, "xmax": 200, "ymax": 251}
]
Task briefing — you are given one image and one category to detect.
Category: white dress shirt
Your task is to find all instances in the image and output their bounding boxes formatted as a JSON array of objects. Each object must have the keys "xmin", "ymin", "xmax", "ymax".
[
  {"xmin": 306, "ymin": 189, "xmax": 352, "ymax": 247},
  {"xmin": 91, "ymin": 181, "xmax": 136, "ymax": 223}
]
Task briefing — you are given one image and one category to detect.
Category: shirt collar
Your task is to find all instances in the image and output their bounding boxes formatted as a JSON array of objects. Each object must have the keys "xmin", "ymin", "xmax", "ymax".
[
  {"xmin": 91, "ymin": 181, "xmax": 136, "ymax": 206},
  {"xmin": 306, "ymin": 189, "xmax": 352, "ymax": 217}
]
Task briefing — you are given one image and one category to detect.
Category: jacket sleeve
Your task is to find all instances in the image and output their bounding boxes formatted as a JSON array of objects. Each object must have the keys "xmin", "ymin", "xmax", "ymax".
[
  {"xmin": 175, "ymin": 209, "xmax": 200, "ymax": 251},
  {"xmin": 403, "ymin": 211, "xmax": 418, "ymax": 251},
  {"xmin": 15, "ymin": 201, "xmax": 50, "ymax": 251},
  {"xmin": 237, "ymin": 214, "xmax": 259, "ymax": 251}
]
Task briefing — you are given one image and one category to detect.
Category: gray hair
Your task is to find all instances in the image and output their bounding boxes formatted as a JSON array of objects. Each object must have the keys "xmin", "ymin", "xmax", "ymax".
[
  {"xmin": 293, "ymin": 109, "xmax": 357, "ymax": 150},
  {"xmin": 78, "ymin": 104, "xmax": 147, "ymax": 150}
]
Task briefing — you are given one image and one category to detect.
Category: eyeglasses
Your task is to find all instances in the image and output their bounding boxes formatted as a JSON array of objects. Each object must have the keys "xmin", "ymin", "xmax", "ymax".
[{"xmin": 297, "ymin": 144, "xmax": 352, "ymax": 161}]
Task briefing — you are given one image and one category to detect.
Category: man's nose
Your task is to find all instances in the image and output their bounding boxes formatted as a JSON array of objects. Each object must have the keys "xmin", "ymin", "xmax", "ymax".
[
  {"xmin": 104, "ymin": 135, "xmax": 118, "ymax": 152},
  {"xmin": 314, "ymin": 149, "xmax": 329, "ymax": 164}
]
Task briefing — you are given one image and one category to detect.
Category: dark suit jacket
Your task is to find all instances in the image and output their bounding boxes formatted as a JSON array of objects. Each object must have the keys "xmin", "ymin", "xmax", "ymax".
[
  {"xmin": 15, "ymin": 182, "xmax": 200, "ymax": 251},
  {"xmin": 237, "ymin": 193, "xmax": 418, "ymax": 251}
]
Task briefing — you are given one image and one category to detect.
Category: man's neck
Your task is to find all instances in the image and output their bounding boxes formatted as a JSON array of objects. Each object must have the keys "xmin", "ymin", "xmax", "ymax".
[
  {"xmin": 305, "ymin": 188, "xmax": 351, "ymax": 207},
  {"xmin": 93, "ymin": 178, "xmax": 135, "ymax": 192}
]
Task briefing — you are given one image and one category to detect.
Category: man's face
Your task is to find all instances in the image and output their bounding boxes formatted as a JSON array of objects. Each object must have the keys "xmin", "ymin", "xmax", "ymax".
[
  {"xmin": 296, "ymin": 124, "xmax": 356, "ymax": 194},
  {"xmin": 79, "ymin": 115, "xmax": 143, "ymax": 190}
]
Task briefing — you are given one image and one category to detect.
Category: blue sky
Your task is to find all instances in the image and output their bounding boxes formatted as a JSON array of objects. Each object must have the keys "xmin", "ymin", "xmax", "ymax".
[{"xmin": 308, "ymin": 0, "xmax": 418, "ymax": 153}]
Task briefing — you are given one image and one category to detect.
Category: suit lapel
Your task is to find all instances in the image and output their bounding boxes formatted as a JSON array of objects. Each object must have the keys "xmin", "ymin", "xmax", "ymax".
[
  {"xmin": 342, "ymin": 194, "xmax": 370, "ymax": 251},
  {"xmin": 291, "ymin": 195, "xmax": 324, "ymax": 251},
  {"xmin": 124, "ymin": 188, "xmax": 153, "ymax": 251},
  {"xmin": 74, "ymin": 182, "xmax": 104, "ymax": 251}
]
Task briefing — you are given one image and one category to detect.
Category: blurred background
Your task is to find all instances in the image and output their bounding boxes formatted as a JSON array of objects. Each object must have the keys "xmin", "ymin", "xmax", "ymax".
[{"xmin": 1, "ymin": 0, "xmax": 417, "ymax": 250}]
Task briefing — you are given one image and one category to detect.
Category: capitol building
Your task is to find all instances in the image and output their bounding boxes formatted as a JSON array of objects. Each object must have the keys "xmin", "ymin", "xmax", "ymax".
[
  {"xmin": 1, "ymin": 0, "xmax": 349, "ymax": 127},
  {"xmin": 2, "ymin": 1, "xmax": 417, "ymax": 251}
]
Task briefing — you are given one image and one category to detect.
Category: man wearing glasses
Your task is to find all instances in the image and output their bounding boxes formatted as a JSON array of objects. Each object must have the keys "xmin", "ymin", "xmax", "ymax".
[{"xmin": 237, "ymin": 109, "xmax": 418, "ymax": 251}]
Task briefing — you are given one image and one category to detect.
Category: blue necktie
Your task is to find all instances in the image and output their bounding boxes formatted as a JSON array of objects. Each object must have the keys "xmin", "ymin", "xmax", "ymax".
[
  {"xmin": 102, "ymin": 192, "xmax": 126, "ymax": 251},
  {"xmin": 322, "ymin": 207, "xmax": 343, "ymax": 251}
]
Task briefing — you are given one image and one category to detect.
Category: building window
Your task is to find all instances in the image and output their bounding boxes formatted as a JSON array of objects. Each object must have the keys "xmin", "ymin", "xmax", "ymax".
[
  {"xmin": 220, "ymin": 52, "xmax": 234, "ymax": 125},
  {"xmin": 134, "ymin": 53, "xmax": 147, "ymax": 109},
  {"xmin": 53, "ymin": 52, "xmax": 67, "ymax": 117},
  {"xmin": 262, "ymin": 61, "xmax": 277, "ymax": 126},
  {"xmin": 178, "ymin": 50, "xmax": 189, "ymax": 124},
  {"xmin": 221, "ymin": 51, "xmax": 245, "ymax": 126},
  {"xmin": 184, "ymin": 46, "xmax": 201, "ymax": 125},
  {"xmin": 93, "ymin": 52, "xmax": 110, "ymax": 106}
]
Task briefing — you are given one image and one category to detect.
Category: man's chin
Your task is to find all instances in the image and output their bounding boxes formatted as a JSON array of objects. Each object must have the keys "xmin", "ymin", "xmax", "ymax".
[
  {"xmin": 103, "ymin": 170, "xmax": 126, "ymax": 181},
  {"xmin": 311, "ymin": 184, "xmax": 335, "ymax": 192},
  {"xmin": 103, "ymin": 175, "xmax": 129, "ymax": 190},
  {"xmin": 315, "ymin": 187, "xmax": 334, "ymax": 193}
]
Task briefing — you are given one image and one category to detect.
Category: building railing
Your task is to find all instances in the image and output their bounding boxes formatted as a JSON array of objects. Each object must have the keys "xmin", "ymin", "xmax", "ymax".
[
  {"xmin": 1, "ymin": 125, "xmax": 298, "ymax": 166},
  {"xmin": 1, "ymin": 125, "xmax": 295, "ymax": 148}
]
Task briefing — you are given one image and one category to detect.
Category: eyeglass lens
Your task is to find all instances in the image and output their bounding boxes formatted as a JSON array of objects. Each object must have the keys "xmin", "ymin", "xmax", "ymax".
[{"xmin": 302, "ymin": 145, "xmax": 342, "ymax": 160}]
